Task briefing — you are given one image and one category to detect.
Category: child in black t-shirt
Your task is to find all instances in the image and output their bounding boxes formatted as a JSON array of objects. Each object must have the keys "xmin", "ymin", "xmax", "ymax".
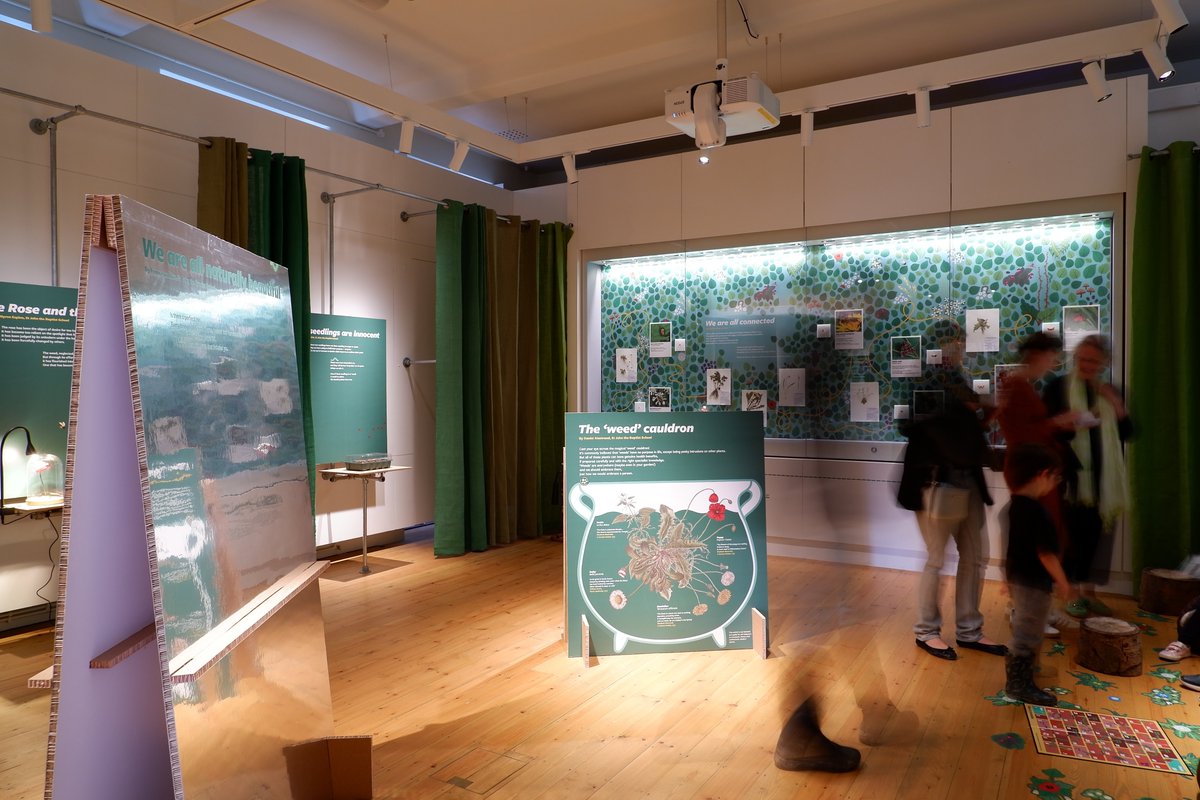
[{"xmin": 1003, "ymin": 444, "xmax": 1070, "ymax": 705}]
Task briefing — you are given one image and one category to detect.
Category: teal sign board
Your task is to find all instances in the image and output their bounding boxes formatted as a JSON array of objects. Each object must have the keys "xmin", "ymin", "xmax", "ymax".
[
  {"xmin": 309, "ymin": 313, "xmax": 387, "ymax": 464},
  {"xmin": 565, "ymin": 411, "xmax": 767, "ymax": 657},
  {"xmin": 0, "ymin": 281, "xmax": 76, "ymax": 500}
]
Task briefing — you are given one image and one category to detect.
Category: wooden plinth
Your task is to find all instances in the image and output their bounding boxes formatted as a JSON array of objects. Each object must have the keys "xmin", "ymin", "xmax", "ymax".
[
  {"xmin": 1139, "ymin": 568, "xmax": 1200, "ymax": 616},
  {"xmin": 1077, "ymin": 616, "xmax": 1142, "ymax": 676}
]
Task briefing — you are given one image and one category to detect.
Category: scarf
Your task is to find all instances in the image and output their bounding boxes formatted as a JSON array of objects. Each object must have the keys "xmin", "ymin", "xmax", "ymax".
[{"xmin": 1067, "ymin": 372, "xmax": 1128, "ymax": 526}]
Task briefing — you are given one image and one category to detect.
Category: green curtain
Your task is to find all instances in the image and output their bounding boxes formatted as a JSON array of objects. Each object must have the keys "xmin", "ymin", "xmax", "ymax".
[
  {"xmin": 537, "ymin": 223, "xmax": 572, "ymax": 534},
  {"xmin": 1129, "ymin": 141, "xmax": 1200, "ymax": 584},
  {"xmin": 196, "ymin": 137, "xmax": 249, "ymax": 247},
  {"xmin": 246, "ymin": 150, "xmax": 316, "ymax": 511},
  {"xmin": 435, "ymin": 201, "xmax": 488, "ymax": 555},
  {"xmin": 434, "ymin": 206, "xmax": 572, "ymax": 555}
]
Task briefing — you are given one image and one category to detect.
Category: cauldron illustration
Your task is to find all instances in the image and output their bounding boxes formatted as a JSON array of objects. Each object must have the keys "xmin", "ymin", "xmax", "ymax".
[{"xmin": 568, "ymin": 478, "xmax": 762, "ymax": 653}]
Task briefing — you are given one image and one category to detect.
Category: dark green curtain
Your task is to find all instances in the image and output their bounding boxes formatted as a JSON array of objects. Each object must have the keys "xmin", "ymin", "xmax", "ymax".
[
  {"xmin": 435, "ymin": 201, "xmax": 488, "ymax": 555},
  {"xmin": 537, "ymin": 222, "xmax": 572, "ymax": 534},
  {"xmin": 196, "ymin": 136, "xmax": 249, "ymax": 248},
  {"xmin": 1129, "ymin": 141, "xmax": 1200, "ymax": 584},
  {"xmin": 434, "ymin": 204, "xmax": 572, "ymax": 556},
  {"xmin": 247, "ymin": 150, "xmax": 315, "ymax": 511}
]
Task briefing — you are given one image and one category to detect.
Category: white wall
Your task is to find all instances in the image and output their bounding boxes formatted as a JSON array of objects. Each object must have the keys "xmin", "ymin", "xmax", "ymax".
[
  {"xmin": 0, "ymin": 24, "xmax": 511, "ymax": 618},
  {"xmin": 566, "ymin": 77, "xmax": 1148, "ymax": 594}
]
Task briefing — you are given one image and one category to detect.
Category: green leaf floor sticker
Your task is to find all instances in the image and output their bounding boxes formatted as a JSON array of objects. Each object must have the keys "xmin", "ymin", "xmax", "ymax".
[
  {"xmin": 1068, "ymin": 671, "xmax": 1116, "ymax": 692},
  {"xmin": 991, "ymin": 731, "xmax": 1025, "ymax": 750},
  {"xmin": 1028, "ymin": 768, "xmax": 1073, "ymax": 799}
]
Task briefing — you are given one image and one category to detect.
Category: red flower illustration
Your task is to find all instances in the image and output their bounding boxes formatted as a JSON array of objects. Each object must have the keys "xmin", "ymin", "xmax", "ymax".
[{"xmin": 708, "ymin": 502, "xmax": 726, "ymax": 521}]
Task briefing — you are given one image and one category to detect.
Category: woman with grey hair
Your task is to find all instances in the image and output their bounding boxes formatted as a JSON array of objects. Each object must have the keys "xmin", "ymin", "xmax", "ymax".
[{"xmin": 1042, "ymin": 334, "xmax": 1132, "ymax": 619}]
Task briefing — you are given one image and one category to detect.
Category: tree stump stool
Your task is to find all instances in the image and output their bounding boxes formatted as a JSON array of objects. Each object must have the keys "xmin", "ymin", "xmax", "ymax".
[
  {"xmin": 1077, "ymin": 616, "xmax": 1142, "ymax": 677},
  {"xmin": 1139, "ymin": 568, "xmax": 1200, "ymax": 616}
]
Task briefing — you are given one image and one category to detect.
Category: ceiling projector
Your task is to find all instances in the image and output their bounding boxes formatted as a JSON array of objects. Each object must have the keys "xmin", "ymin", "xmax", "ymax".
[{"xmin": 665, "ymin": 74, "xmax": 781, "ymax": 149}]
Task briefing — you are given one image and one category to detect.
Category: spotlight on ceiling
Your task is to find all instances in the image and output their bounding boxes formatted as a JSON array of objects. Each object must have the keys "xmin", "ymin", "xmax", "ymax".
[
  {"xmin": 1081, "ymin": 61, "xmax": 1112, "ymax": 102},
  {"xmin": 562, "ymin": 153, "xmax": 578, "ymax": 184},
  {"xmin": 800, "ymin": 111, "xmax": 815, "ymax": 147},
  {"xmin": 30, "ymin": 0, "xmax": 51, "ymax": 32},
  {"xmin": 1150, "ymin": 0, "xmax": 1189, "ymax": 34},
  {"xmin": 698, "ymin": 154, "xmax": 710, "ymax": 165},
  {"xmin": 914, "ymin": 88, "xmax": 931, "ymax": 128},
  {"xmin": 448, "ymin": 139, "xmax": 470, "ymax": 172},
  {"xmin": 1142, "ymin": 36, "xmax": 1175, "ymax": 81},
  {"xmin": 397, "ymin": 118, "xmax": 416, "ymax": 155}
]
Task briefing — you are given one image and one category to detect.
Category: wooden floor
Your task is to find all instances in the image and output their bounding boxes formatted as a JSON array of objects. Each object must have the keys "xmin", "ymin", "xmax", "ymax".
[{"xmin": 5, "ymin": 532, "xmax": 1200, "ymax": 799}]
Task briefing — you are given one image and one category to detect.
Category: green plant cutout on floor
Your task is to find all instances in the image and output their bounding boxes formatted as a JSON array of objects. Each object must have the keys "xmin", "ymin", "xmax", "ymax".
[
  {"xmin": 1080, "ymin": 789, "xmax": 1114, "ymax": 800},
  {"xmin": 1056, "ymin": 699, "xmax": 1083, "ymax": 710},
  {"xmin": 1047, "ymin": 686, "xmax": 1071, "ymax": 696},
  {"xmin": 1143, "ymin": 685, "xmax": 1185, "ymax": 707},
  {"xmin": 984, "ymin": 690, "xmax": 1023, "ymax": 706},
  {"xmin": 1134, "ymin": 622, "xmax": 1159, "ymax": 637},
  {"xmin": 1028, "ymin": 768, "xmax": 1074, "ymax": 799},
  {"xmin": 991, "ymin": 731, "xmax": 1025, "ymax": 750},
  {"xmin": 1137, "ymin": 610, "xmax": 1169, "ymax": 622},
  {"xmin": 1068, "ymin": 671, "xmax": 1116, "ymax": 692},
  {"xmin": 1184, "ymin": 752, "xmax": 1199, "ymax": 775},
  {"xmin": 1163, "ymin": 718, "xmax": 1200, "ymax": 742},
  {"xmin": 1100, "ymin": 707, "xmax": 1127, "ymax": 717},
  {"xmin": 1149, "ymin": 666, "xmax": 1181, "ymax": 683},
  {"xmin": 1047, "ymin": 641, "xmax": 1067, "ymax": 656}
]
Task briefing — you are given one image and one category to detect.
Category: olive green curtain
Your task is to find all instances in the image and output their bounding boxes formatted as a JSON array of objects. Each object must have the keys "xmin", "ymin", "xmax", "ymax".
[
  {"xmin": 1129, "ymin": 141, "xmax": 1200, "ymax": 584},
  {"xmin": 196, "ymin": 136, "xmax": 249, "ymax": 248},
  {"xmin": 434, "ymin": 204, "xmax": 571, "ymax": 556}
]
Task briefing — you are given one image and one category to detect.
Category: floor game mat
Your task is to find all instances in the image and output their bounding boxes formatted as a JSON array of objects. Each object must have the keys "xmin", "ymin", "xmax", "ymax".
[{"xmin": 1025, "ymin": 705, "xmax": 1190, "ymax": 775}]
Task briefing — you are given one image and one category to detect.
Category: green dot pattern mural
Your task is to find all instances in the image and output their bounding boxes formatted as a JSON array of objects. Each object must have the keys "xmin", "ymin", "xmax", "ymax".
[{"xmin": 599, "ymin": 215, "xmax": 1112, "ymax": 442}]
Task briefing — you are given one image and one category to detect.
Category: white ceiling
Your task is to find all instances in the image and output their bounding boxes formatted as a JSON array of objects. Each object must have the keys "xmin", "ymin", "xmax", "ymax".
[{"xmin": 18, "ymin": 1, "xmax": 1200, "ymax": 172}]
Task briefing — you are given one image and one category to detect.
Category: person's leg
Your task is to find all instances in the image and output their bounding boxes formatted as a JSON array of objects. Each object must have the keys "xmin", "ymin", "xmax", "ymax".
[
  {"xmin": 914, "ymin": 506, "xmax": 952, "ymax": 646},
  {"xmin": 1006, "ymin": 584, "xmax": 1056, "ymax": 705},
  {"xmin": 951, "ymin": 487, "xmax": 987, "ymax": 642}
]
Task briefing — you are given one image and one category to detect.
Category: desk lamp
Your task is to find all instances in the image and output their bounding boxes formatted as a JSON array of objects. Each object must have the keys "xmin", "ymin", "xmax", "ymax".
[{"xmin": 1, "ymin": 425, "xmax": 64, "ymax": 523}]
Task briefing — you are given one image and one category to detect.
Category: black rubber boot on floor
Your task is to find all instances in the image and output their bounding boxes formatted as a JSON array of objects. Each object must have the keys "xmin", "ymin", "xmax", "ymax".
[
  {"xmin": 1004, "ymin": 654, "xmax": 1057, "ymax": 706},
  {"xmin": 774, "ymin": 697, "xmax": 862, "ymax": 772}
]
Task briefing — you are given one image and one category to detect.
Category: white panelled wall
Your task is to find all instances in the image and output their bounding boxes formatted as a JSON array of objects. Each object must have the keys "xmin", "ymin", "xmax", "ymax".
[
  {"xmin": 0, "ymin": 11, "xmax": 1187, "ymax": 623},
  {"xmin": 0, "ymin": 23, "xmax": 522, "ymax": 623},
  {"xmin": 567, "ymin": 76, "xmax": 1148, "ymax": 596}
]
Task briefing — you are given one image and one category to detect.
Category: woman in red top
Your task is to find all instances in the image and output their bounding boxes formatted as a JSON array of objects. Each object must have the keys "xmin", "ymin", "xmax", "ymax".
[{"xmin": 997, "ymin": 332, "xmax": 1080, "ymax": 552}]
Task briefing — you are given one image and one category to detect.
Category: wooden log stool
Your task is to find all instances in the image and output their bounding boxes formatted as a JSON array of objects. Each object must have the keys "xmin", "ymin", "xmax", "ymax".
[
  {"xmin": 1077, "ymin": 617, "xmax": 1142, "ymax": 677},
  {"xmin": 1140, "ymin": 568, "xmax": 1200, "ymax": 616}
]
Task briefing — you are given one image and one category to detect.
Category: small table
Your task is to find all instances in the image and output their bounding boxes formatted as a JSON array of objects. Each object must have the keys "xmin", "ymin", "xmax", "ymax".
[{"xmin": 318, "ymin": 466, "xmax": 411, "ymax": 573}]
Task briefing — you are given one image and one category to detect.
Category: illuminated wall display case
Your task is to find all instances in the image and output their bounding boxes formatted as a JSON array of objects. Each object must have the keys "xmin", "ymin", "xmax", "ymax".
[{"xmin": 596, "ymin": 213, "xmax": 1113, "ymax": 447}]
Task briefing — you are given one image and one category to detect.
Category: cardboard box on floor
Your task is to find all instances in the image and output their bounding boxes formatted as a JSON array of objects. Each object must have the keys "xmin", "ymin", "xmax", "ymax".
[{"xmin": 285, "ymin": 735, "xmax": 373, "ymax": 800}]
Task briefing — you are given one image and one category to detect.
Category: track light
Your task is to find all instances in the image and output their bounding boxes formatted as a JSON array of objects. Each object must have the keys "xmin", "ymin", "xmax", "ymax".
[
  {"xmin": 800, "ymin": 111, "xmax": 814, "ymax": 147},
  {"xmin": 914, "ymin": 88, "xmax": 931, "ymax": 128},
  {"xmin": 1150, "ymin": 0, "xmax": 1189, "ymax": 34},
  {"xmin": 1081, "ymin": 61, "xmax": 1112, "ymax": 102},
  {"xmin": 31, "ymin": 0, "xmax": 52, "ymax": 32},
  {"xmin": 562, "ymin": 153, "xmax": 578, "ymax": 184},
  {"xmin": 1142, "ymin": 36, "xmax": 1175, "ymax": 81},
  {"xmin": 448, "ymin": 139, "xmax": 470, "ymax": 172},
  {"xmin": 397, "ymin": 119, "xmax": 416, "ymax": 154}
]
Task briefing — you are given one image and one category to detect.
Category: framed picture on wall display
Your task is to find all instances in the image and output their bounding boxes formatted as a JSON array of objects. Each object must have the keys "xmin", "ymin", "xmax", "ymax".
[
  {"xmin": 834, "ymin": 308, "xmax": 864, "ymax": 350},
  {"xmin": 1062, "ymin": 304, "xmax": 1101, "ymax": 352},
  {"xmin": 965, "ymin": 308, "xmax": 1000, "ymax": 352},
  {"xmin": 706, "ymin": 368, "xmax": 731, "ymax": 405},
  {"xmin": 890, "ymin": 335, "xmax": 921, "ymax": 377},
  {"xmin": 648, "ymin": 321, "xmax": 673, "ymax": 358},
  {"xmin": 778, "ymin": 368, "xmax": 806, "ymax": 407},
  {"xmin": 648, "ymin": 385, "xmax": 672, "ymax": 412},
  {"xmin": 615, "ymin": 348, "xmax": 638, "ymax": 383},
  {"xmin": 849, "ymin": 382, "xmax": 880, "ymax": 422}
]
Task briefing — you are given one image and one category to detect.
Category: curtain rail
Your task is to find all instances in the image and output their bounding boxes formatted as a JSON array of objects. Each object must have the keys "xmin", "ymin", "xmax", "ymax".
[{"xmin": 1127, "ymin": 145, "xmax": 1200, "ymax": 160}]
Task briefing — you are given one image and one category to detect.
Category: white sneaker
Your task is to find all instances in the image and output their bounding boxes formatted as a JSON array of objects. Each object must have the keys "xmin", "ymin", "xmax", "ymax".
[
  {"xmin": 1161, "ymin": 641, "xmax": 1192, "ymax": 662},
  {"xmin": 1009, "ymin": 607, "xmax": 1060, "ymax": 638}
]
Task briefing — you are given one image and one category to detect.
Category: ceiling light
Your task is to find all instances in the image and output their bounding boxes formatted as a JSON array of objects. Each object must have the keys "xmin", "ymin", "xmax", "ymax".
[
  {"xmin": 30, "ymin": 0, "xmax": 51, "ymax": 32},
  {"xmin": 562, "ymin": 153, "xmax": 578, "ymax": 183},
  {"xmin": 448, "ymin": 139, "xmax": 470, "ymax": 172},
  {"xmin": 397, "ymin": 119, "xmax": 416, "ymax": 154},
  {"xmin": 1150, "ymin": 0, "xmax": 1189, "ymax": 34},
  {"xmin": 698, "ymin": 154, "xmax": 710, "ymax": 165},
  {"xmin": 1081, "ymin": 61, "xmax": 1112, "ymax": 102},
  {"xmin": 1142, "ymin": 36, "xmax": 1175, "ymax": 81},
  {"xmin": 914, "ymin": 88, "xmax": 931, "ymax": 128}
]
